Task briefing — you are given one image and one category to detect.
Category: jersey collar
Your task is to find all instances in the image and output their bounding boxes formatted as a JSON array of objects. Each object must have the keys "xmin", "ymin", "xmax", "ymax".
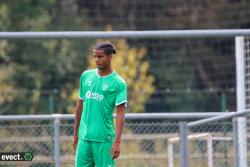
[{"xmin": 95, "ymin": 68, "xmax": 115, "ymax": 78}]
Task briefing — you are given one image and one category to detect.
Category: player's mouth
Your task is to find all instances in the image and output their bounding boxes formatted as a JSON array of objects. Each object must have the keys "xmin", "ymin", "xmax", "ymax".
[{"xmin": 96, "ymin": 62, "xmax": 102, "ymax": 66}]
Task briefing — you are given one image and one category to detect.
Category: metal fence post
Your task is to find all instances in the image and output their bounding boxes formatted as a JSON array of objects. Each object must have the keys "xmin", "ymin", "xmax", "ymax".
[
  {"xmin": 54, "ymin": 115, "xmax": 61, "ymax": 167},
  {"xmin": 207, "ymin": 134, "xmax": 213, "ymax": 167},
  {"xmin": 235, "ymin": 36, "xmax": 248, "ymax": 167},
  {"xmin": 179, "ymin": 121, "xmax": 188, "ymax": 167},
  {"xmin": 167, "ymin": 142, "xmax": 174, "ymax": 167},
  {"xmin": 233, "ymin": 118, "xmax": 239, "ymax": 167}
]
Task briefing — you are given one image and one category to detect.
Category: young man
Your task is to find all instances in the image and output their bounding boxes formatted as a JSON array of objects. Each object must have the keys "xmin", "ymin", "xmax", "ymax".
[{"xmin": 73, "ymin": 42, "xmax": 127, "ymax": 167}]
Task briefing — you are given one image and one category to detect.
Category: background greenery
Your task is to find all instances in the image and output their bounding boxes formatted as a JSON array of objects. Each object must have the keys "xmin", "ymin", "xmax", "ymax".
[{"xmin": 1, "ymin": 0, "xmax": 250, "ymax": 114}]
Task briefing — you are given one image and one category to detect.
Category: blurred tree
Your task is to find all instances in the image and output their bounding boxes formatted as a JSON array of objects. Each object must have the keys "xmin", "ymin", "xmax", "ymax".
[
  {"xmin": 0, "ymin": 0, "xmax": 92, "ymax": 114},
  {"xmin": 1, "ymin": 0, "xmax": 249, "ymax": 114},
  {"xmin": 75, "ymin": 0, "xmax": 247, "ymax": 112},
  {"xmin": 0, "ymin": 65, "xmax": 15, "ymax": 108},
  {"xmin": 77, "ymin": 0, "xmax": 250, "ymax": 30}
]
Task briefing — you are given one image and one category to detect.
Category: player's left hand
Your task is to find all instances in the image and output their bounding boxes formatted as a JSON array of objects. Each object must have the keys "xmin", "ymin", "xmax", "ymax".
[{"xmin": 110, "ymin": 142, "xmax": 121, "ymax": 159}]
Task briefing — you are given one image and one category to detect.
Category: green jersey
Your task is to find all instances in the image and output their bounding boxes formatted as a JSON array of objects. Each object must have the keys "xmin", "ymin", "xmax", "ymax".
[{"xmin": 78, "ymin": 69, "xmax": 127, "ymax": 142}]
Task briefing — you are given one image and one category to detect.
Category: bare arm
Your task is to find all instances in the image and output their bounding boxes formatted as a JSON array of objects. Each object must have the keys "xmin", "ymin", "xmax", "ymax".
[
  {"xmin": 73, "ymin": 98, "xmax": 83, "ymax": 151},
  {"xmin": 110, "ymin": 103, "xmax": 125, "ymax": 159}
]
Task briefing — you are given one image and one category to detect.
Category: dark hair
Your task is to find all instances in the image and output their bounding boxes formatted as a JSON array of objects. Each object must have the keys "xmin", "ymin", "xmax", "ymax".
[{"xmin": 94, "ymin": 42, "xmax": 116, "ymax": 55}]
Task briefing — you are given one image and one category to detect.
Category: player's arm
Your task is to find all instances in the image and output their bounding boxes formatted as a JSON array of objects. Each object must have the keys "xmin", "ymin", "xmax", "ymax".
[
  {"xmin": 111, "ymin": 103, "xmax": 125, "ymax": 159},
  {"xmin": 73, "ymin": 98, "xmax": 83, "ymax": 151}
]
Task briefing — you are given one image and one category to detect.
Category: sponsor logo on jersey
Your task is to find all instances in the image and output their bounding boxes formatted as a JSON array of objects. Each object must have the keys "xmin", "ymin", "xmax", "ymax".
[{"xmin": 86, "ymin": 91, "xmax": 103, "ymax": 101}]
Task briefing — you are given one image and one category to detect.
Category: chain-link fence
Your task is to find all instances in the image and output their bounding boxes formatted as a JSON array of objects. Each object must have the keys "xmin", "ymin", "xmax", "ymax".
[
  {"xmin": 184, "ymin": 120, "xmax": 233, "ymax": 167},
  {"xmin": 0, "ymin": 113, "xmax": 246, "ymax": 167},
  {"xmin": 0, "ymin": 119, "xmax": 54, "ymax": 167},
  {"xmin": 0, "ymin": 31, "xmax": 243, "ymax": 115},
  {"xmin": 182, "ymin": 111, "xmax": 250, "ymax": 167}
]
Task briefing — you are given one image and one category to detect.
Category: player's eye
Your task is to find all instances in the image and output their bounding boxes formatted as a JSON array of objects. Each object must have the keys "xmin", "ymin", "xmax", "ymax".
[{"xmin": 94, "ymin": 55, "xmax": 104, "ymax": 59}]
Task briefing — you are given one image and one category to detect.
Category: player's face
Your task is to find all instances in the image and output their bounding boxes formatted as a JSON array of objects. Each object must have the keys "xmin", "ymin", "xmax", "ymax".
[{"xmin": 93, "ymin": 49, "xmax": 111, "ymax": 70}]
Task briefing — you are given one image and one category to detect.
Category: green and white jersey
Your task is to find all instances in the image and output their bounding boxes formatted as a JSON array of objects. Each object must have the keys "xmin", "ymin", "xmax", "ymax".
[{"xmin": 78, "ymin": 69, "xmax": 127, "ymax": 142}]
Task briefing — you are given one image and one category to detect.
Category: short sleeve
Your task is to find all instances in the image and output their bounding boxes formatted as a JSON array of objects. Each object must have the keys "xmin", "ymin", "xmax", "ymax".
[
  {"xmin": 78, "ymin": 73, "xmax": 85, "ymax": 100},
  {"xmin": 115, "ymin": 81, "xmax": 127, "ymax": 107}
]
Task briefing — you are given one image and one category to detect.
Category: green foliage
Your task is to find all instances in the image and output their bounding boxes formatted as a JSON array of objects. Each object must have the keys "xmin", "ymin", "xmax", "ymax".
[
  {"xmin": 0, "ymin": 1, "xmax": 93, "ymax": 114},
  {"xmin": 0, "ymin": 0, "xmax": 249, "ymax": 114}
]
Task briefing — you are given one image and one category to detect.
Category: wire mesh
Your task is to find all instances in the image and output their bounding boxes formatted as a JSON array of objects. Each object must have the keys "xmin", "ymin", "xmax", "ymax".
[
  {"xmin": 186, "ymin": 120, "xmax": 233, "ymax": 167},
  {"xmin": 0, "ymin": 118, "xmax": 180, "ymax": 167},
  {"xmin": 0, "ymin": 120, "xmax": 54, "ymax": 167},
  {"xmin": 244, "ymin": 36, "xmax": 250, "ymax": 109},
  {"xmin": 244, "ymin": 36, "xmax": 250, "ymax": 166},
  {"xmin": 0, "ymin": 37, "xmax": 237, "ymax": 115},
  {"xmin": 1, "ymin": 113, "xmax": 250, "ymax": 167},
  {"xmin": 4, "ymin": 1, "xmax": 250, "ymax": 31}
]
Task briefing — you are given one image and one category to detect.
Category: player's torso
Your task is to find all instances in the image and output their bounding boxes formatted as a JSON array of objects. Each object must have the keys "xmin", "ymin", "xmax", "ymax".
[
  {"xmin": 80, "ymin": 70, "xmax": 118, "ymax": 141},
  {"xmin": 83, "ymin": 71, "xmax": 117, "ymax": 107}
]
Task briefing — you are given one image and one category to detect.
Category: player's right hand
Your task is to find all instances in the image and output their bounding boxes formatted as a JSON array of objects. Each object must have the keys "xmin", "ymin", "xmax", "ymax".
[{"xmin": 73, "ymin": 135, "xmax": 78, "ymax": 151}]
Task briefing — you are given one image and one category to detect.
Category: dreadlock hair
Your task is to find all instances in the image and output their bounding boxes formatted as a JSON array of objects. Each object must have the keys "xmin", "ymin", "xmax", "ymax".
[{"xmin": 94, "ymin": 42, "xmax": 116, "ymax": 55}]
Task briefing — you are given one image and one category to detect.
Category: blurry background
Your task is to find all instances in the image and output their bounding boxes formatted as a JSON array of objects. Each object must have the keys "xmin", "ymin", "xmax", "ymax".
[
  {"xmin": 1, "ymin": 1, "xmax": 250, "ymax": 167},
  {"xmin": 1, "ymin": 0, "xmax": 250, "ymax": 115}
]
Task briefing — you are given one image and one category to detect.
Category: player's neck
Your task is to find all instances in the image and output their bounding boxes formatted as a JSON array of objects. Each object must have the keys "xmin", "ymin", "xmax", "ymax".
[{"xmin": 97, "ymin": 67, "xmax": 113, "ymax": 77}]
